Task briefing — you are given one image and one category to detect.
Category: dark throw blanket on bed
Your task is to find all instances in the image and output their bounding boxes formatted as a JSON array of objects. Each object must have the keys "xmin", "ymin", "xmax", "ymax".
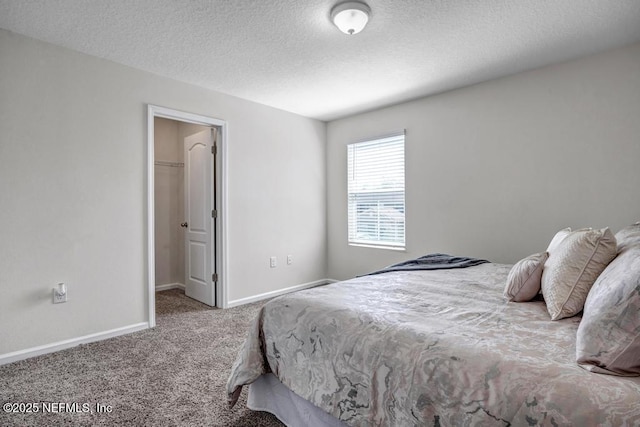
[{"xmin": 363, "ymin": 253, "xmax": 490, "ymax": 276}]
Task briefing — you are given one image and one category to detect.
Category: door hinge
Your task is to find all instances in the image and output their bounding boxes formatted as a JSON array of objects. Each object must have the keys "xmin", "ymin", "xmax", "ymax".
[
  {"xmin": 211, "ymin": 209, "xmax": 217, "ymax": 218},
  {"xmin": 212, "ymin": 273, "xmax": 218, "ymax": 282},
  {"xmin": 211, "ymin": 145, "xmax": 217, "ymax": 155}
]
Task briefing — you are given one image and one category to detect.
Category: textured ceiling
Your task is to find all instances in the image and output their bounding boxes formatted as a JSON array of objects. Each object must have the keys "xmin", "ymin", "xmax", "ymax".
[{"xmin": 1, "ymin": 0, "xmax": 640, "ymax": 121}]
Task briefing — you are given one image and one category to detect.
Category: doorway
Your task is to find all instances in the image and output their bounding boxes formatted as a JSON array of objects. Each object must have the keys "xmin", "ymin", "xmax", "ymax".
[{"xmin": 147, "ymin": 105, "xmax": 228, "ymax": 328}]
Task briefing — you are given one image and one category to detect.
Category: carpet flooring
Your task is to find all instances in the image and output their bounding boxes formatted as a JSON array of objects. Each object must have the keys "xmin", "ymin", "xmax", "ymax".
[{"xmin": 0, "ymin": 289, "xmax": 284, "ymax": 426}]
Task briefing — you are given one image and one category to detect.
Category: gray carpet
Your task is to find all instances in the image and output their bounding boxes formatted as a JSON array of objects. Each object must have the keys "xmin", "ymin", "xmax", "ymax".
[{"xmin": 0, "ymin": 289, "xmax": 284, "ymax": 426}]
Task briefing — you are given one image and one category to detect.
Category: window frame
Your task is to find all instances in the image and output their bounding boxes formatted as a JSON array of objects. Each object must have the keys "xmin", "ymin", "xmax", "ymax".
[{"xmin": 347, "ymin": 131, "xmax": 406, "ymax": 250}]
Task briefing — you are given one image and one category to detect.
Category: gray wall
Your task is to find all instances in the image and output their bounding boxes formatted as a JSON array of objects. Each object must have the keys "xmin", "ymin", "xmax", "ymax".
[
  {"xmin": 0, "ymin": 30, "xmax": 327, "ymax": 355},
  {"xmin": 327, "ymin": 42, "xmax": 640, "ymax": 280}
]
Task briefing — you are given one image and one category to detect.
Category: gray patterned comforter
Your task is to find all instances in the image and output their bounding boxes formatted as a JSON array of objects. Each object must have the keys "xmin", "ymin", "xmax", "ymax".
[{"xmin": 227, "ymin": 263, "xmax": 640, "ymax": 426}]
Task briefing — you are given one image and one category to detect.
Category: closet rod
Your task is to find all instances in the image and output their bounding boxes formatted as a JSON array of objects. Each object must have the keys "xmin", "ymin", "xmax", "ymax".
[{"xmin": 154, "ymin": 160, "xmax": 184, "ymax": 168}]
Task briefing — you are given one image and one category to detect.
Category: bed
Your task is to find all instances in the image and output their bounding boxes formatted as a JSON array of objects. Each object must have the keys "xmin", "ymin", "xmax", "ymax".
[{"xmin": 227, "ymin": 227, "xmax": 640, "ymax": 426}]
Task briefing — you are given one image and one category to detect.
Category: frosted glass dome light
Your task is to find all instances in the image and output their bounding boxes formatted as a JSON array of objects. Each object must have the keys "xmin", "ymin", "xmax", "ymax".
[{"xmin": 331, "ymin": 2, "xmax": 371, "ymax": 35}]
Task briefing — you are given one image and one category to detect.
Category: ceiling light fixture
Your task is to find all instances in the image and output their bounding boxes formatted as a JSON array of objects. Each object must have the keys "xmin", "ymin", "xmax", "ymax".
[{"xmin": 331, "ymin": 1, "xmax": 371, "ymax": 35}]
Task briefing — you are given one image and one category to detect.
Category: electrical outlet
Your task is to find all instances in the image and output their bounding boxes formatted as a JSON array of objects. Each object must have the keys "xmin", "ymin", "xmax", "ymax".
[
  {"xmin": 53, "ymin": 283, "xmax": 67, "ymax": 304},
  {"xmin": 287, "ymin": 255, "xmax": 293, "ymax": 265},
  {"xmin": 270, "ymin": 256, "xmax": 277, "ymax": 268}
]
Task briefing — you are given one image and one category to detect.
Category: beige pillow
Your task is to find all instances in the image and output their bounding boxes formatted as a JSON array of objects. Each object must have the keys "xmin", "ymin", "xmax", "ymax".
[
  {"xmin": 541, "ymin": 228, "xmax": 617, "ymax": 320},
  {"xmin": 576, "ymin": 245, "xmax": 640, "ymax": 376},
  {"xmin": 546, "ymin": 227, "xmax": 572, "ymax": 253},
  {"xmin": 504, "ymin": 252, "xmax": 548, "ymax": 302},
  {"xmin": 543, "ymin": 227, "xmax": 572, "ymax": 270}
]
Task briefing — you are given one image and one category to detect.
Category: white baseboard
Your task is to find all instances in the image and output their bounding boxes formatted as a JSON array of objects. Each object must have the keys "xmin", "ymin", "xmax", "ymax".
[
  {"xmin": 155, "ymin": 282, "xmax": 185, "ymax": 292},
  {"xmin": 227, "ymin": 278, "xmax": 334, "ymax": 308},
  {"xmin": 0, "ymin": 322, "xmax": 149, "ymax": 366}
]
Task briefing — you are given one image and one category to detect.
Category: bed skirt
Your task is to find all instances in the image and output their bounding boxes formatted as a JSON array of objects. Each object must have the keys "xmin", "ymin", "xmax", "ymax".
[{"xmin": 247, "ymin": 373, "xmax": 348, "ymax": 427}]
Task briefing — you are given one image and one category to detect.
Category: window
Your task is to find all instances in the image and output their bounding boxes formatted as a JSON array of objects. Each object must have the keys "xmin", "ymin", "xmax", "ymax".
[{"xmin": 347, "ymin": 131, "xmax": 405, "ymax": 249}]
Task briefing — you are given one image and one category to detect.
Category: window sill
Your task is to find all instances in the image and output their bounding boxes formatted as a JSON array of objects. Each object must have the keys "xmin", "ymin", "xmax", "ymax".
[{"xmin": 348, "ymin": 243, "xmax": 406, "ymax": 252}]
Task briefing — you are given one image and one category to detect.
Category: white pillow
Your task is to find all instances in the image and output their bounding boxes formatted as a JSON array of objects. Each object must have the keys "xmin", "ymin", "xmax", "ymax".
[
  {"xmin": 504, "ymin": 252, "xmax": 548, "ymax": 302},
  {"xmin": 541, "ymin": 228, "xmax": 617, "ymax": 320},
  {"xmin": 615, "ymin": 221, "xmax": 640, "ymax": 253},
  {"xmin": 577, "ymin": 245, "xmax": 640, "ymax": 376}
]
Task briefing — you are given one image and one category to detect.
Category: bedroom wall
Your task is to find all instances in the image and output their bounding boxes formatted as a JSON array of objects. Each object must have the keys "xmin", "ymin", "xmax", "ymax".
[
  {"xmin": 327, "ymin": 42, "xmax": 640, "ymax": 280},
  {"xmin": 0, "ymin": 30, "xmax": 327, "ymax": 356}
]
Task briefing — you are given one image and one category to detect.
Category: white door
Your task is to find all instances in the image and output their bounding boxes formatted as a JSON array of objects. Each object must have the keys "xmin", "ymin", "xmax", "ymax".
[{"xmin": 183, "ymin": 128, "xmax": 216, "ymax": 306}]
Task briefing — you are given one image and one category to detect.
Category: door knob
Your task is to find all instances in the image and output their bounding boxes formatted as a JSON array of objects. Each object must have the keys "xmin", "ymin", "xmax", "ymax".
[{"xmin": 180, "ymin": 222, "xmax": 188, "ymax": 228}]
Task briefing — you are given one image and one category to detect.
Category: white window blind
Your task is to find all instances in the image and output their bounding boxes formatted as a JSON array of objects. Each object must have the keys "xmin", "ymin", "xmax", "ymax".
[{"xmin": 347, "ymin": 132, "xmax": 405, "ymax": 249}]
